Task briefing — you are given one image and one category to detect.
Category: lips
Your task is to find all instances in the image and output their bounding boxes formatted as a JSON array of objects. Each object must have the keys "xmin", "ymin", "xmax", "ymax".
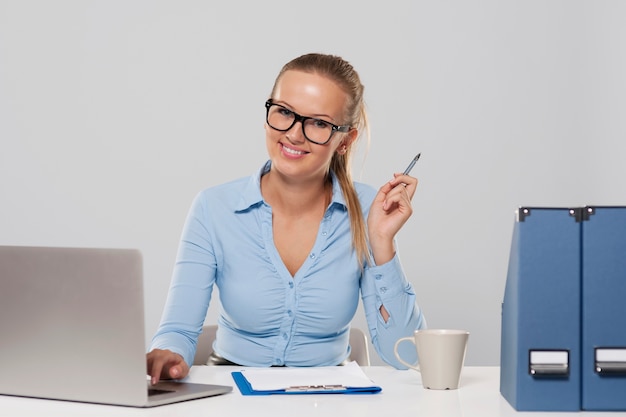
[{"xmin": 281, "ymin": 143, "xmax": 308, "ymax": 156}]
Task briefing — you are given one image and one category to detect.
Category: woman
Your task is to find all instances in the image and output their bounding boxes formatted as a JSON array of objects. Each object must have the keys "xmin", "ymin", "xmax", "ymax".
[{"xmin": 147, "ymin": 53, "xmax": 426, "ymax": 384}]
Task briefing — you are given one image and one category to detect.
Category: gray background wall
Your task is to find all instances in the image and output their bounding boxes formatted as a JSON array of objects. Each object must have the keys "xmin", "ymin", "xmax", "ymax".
[{"xmin": 1, "ymin": 0, "xmax": 625, "ymax": 366}]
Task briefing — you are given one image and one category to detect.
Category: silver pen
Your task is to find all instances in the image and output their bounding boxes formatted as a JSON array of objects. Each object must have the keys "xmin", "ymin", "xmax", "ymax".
[{"xmin": 402, "ymin": 153, "xmax": 421, "ymax": 175}]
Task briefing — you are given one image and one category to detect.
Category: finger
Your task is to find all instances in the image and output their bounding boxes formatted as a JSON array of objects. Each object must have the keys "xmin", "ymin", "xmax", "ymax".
[
  {"xmin": 383, "ymin": 189, "xmax": 411, "ymax": 212},
  {"xmin": 150, "ymin": 360, "xmax": 164, "ymax": 385},
  {"xmin": 390, "ymin": 175, "xmax": 417, "ymax": 198},
  {"xmin": 147, "ymin": 350, "xmax": 177, "ymax": 385},
  {"xmin": 386, "ymin": 180, "xmax": 412, "ymax": 201},
  {"xmin": 391, "ymin": 173, "xmax": 417, "ymax": 187},
  {"xmin": 169, "ymin": 364, "xmax": 182, "ymax": 379},
  {"xmin": 376, "ymin": 180, "xmax": 395, "ymax": 199},
  {"xmin": 147, "ymin": 351, "xmax": 157, "ymax": 384}
]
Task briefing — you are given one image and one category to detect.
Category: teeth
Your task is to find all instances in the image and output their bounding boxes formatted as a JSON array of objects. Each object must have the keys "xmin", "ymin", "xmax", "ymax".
[{"xmin": 283, "ymin": 145, "xmax": 305, "ymax": 155}]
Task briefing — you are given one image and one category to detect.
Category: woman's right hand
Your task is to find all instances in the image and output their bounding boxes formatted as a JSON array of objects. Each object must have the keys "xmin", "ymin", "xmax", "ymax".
[{"xmin": 146, "ymin": 349, "xmax": 190, "ymax": 385}]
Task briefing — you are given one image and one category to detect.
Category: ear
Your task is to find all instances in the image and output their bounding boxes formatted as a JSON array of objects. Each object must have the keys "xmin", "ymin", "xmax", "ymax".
[{"xmin": 337, "ymin": 128, "xmax": 358, "ymax": 154}]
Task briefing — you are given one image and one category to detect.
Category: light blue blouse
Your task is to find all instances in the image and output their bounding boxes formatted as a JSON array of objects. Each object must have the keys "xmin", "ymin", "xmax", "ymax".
[{"xmin": 150, "ymin": 162, "xmax": 425, "ymax": 368}]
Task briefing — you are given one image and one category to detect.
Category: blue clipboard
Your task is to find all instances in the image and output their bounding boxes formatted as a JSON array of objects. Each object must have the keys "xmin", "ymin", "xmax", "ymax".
[{"xmin": 231, "ymin": 371, "xmax": 382, "ymax": 395}]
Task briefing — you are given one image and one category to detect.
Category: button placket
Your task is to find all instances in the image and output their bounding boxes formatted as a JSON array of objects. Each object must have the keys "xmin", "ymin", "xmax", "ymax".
[{"xmin": 273, "ymin": 277, "xmax": 297, "ymax": 365}]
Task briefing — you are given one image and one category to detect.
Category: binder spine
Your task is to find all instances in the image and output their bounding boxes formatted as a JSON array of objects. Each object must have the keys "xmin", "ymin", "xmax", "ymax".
[
  {"xmin": 581, "ymin": 206, "xmax": 626, "ymax": 411},
  {"xmin": 501, "ymin": 207, "xmax": 582, "ymax": 411}
]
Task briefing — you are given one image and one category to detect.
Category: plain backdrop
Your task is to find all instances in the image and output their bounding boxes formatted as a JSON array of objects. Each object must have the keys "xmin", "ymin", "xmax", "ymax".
[{"xmin": 1, "ymin": 0, "xmax": 625, "ymax": 366}]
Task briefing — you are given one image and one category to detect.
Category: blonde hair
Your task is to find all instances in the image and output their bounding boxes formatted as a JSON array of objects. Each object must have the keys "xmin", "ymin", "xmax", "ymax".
[{"xmin": 270, "ymin": 53, "xmax": 371, "ymax": 266}]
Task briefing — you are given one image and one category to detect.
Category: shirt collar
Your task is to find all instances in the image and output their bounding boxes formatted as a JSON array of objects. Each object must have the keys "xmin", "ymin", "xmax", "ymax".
[{"xmin": 235, "ymin": 161, "xmax": 347, "ymax": 212}]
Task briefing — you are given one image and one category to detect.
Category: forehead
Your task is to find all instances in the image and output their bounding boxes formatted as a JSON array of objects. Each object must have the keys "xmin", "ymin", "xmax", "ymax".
[{"xmin": 273, "ymin": 70, "xmax": 348, "ymax": 118}]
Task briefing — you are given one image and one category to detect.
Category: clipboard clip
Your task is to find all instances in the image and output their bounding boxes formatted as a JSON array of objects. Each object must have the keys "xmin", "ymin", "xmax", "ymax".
[{"xmin": 285, "ymin": 384, "xmax": 347, "ymax": 392}]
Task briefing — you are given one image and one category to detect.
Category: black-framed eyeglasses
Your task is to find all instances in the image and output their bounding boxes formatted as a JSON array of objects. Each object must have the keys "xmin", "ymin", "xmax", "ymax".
[{"xmin": 265, "ymin": 100, "xmax": 351, "ymax": 145}]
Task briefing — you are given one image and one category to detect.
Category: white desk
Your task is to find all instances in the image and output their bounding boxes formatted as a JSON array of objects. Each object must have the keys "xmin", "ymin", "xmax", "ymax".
[{"xmin": 1, "ymin": 367, "xmax": 625, "ymax": 416}]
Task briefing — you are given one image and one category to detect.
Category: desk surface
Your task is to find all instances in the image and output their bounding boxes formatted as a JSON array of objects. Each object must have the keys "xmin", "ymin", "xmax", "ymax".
[{"xmin": 1, "ymin": 366, "xmax": 625, "ymax": 416}]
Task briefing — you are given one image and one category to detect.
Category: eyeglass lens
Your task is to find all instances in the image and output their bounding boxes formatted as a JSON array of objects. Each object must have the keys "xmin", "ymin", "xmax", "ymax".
[{"xmin": 266, "ymin": 104, "xmax": 335, "ymax": 145}]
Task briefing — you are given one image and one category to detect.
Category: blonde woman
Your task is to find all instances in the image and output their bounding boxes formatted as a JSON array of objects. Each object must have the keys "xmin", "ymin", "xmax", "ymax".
[{"xmin": 148, "ymin": 53, "xmax": 426, "ymax": 384}]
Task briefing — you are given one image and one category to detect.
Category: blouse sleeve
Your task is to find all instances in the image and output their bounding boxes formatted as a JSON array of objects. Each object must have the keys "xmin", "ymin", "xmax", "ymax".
[
  {"xmin": 360, "ymin": 252, "xmax": 427, "ymax": 369},
  {"xmin": 150, "ymin": 192, "xmax": 217, "ymax": 366}
]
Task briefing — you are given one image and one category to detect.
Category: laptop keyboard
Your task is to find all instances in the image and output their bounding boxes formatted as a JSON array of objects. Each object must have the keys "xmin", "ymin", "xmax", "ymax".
[{"xmin": 148, "ymin": 388, "xmax": 175, "ymax": 396}]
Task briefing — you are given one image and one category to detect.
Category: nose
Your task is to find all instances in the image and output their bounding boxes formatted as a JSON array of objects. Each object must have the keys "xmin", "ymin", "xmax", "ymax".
[{"xmin": 285, "ymin": 119, "xmax": 306, "ymax": 144}]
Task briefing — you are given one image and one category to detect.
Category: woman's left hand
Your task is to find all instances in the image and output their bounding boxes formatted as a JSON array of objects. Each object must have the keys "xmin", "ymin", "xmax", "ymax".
[{"xmin": 367, "ymin": 173, "xmax": 418, "ymax": 265}]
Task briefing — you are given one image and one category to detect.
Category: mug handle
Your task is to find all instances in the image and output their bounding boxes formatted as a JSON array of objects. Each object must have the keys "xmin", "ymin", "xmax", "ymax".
[{"xmin": 394, "ymin": 336, "xmax": 421, "ymax": 371}]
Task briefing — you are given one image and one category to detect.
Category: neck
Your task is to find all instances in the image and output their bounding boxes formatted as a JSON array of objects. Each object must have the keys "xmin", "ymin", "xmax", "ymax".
[{"xmin": 261, "ymin": 170, "xmax": 331, "ymax": 216}]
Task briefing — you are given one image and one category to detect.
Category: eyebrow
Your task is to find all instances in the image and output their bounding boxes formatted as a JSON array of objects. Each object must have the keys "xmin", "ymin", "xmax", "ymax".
[{"xmin": 272, "ymin": 100, "xmax": 338, "ymax": 123}]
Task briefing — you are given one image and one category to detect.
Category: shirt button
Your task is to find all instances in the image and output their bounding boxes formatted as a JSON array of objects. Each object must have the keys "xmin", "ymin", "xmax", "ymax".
[
  {"xmin": 322, "ymin": 231, "xmax": 327, "ymax": 236},
  {"xmin": 380, "ymin": 287, "xmax": 387, "ymax": 293},
  {"xmin": 309, "ymin": 253, "xmax": 316, "ymax": 259},
  {"xmin": 289, "ymin": 282, "xmax": 294, "ymax": 289},
  {"xmin": 282, "ymin": 333, "xmax": 288, "ymax": 340},
  {"xmin": 375, "ymin": 274, "xmax": 382, "ymax": 280},
  {"xmin": 287, "ymin": 309, "xmax": 293, "ymax": 316}
]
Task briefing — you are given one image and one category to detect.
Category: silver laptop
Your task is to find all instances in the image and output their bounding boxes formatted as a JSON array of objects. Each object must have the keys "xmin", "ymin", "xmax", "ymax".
[{"xmin": 0, "ymin": 245, "xmax": 232, "ymax": 407}]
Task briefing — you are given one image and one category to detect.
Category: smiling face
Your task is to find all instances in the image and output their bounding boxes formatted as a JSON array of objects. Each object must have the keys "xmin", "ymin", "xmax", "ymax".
[{"xmin": 265, "ymin": 70, "xmax": 355, "ymax": 183}]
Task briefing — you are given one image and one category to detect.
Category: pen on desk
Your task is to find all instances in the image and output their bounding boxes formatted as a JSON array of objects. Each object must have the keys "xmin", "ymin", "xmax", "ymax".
[{"xmin": 402, "ymin": 153, "xmax": 421, "ymax": 175}]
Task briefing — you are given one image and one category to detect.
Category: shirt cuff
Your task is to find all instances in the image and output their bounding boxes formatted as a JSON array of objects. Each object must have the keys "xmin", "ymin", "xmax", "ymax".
[
  {"xmin": 150, "ymin": 333, "xmax": 194, "ymax": 367},
  {"xmin": 365, "ymin": 253, "xmax": 411, "ymax": 300}
]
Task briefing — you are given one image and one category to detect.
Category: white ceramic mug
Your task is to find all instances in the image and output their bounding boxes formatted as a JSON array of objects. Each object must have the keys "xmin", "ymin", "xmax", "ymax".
[{"xmin": 394, "ymin": 329, "xmax": 469, "ymax": 390}]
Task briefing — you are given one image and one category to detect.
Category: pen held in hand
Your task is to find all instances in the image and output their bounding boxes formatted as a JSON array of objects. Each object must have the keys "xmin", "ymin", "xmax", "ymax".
[{"xmin": 402, "ymin": 153, "xmax": 421, "ymax": 176}]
